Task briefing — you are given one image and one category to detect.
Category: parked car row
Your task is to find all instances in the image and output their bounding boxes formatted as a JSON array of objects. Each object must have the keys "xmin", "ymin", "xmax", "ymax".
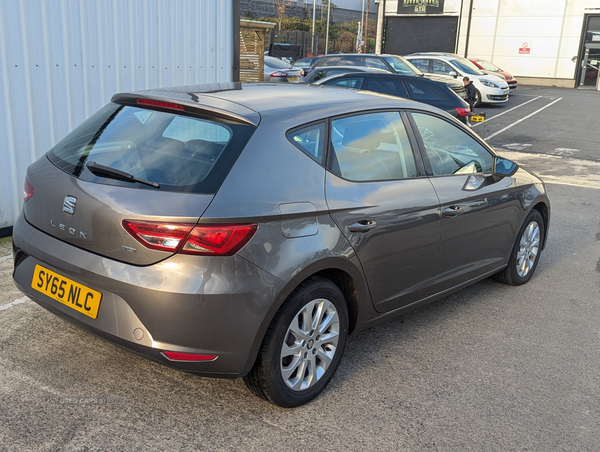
[{"xmin": 288, "ymin": 52, "xmax": 518, "ymax": 107}]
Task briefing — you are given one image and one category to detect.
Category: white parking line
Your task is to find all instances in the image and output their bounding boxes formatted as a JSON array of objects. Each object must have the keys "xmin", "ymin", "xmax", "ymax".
[
  {"xmin": 0, "ymin": 296, "xmax": 30, "ymax": 311},
  {"xmin": 472, "ymin": 96, "xmax": 542, "ymax": 128},
  {"xmin": 485, "ymin": 98, "xmax": 563, "ymax": 141},
  {"xmin": 0, "ymin": 254, "xmax": 12, "ymax": 262}
]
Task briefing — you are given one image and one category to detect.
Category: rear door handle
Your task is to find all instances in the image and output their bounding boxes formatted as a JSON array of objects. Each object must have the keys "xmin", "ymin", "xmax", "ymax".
[
  {"xmin": 443, "ymin": 206, "xmax": 462, "ymax": 217},
  {"xmin": 348, "ymin": 220, "xmax": 378, "ymax": 233}
]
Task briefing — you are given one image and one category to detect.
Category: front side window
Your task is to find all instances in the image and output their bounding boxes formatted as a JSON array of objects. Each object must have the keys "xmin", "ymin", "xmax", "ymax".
[
  {"xmin": 364, "ymin": 57, "xmax": 390, "ymax": 70},
  {"xmin": 411, "ymin": 112, "xmax": 493, "ymax": 176},
  {"xmin": 48, "ymin": 103, "xmax": 255, "ymax": 193},
  {"xmin": 329, "ymin": 112, "xmax": 418, "ymax": 181},
  {"xmin": 432, "ymin": 60, "xmax": 455, "ymax": 75}
]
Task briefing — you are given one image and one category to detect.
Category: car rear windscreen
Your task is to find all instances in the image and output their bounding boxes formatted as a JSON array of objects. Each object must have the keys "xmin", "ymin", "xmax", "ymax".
[{"xmin": 47, "ymin": 103, "xmax": 256, "ymax": 193}]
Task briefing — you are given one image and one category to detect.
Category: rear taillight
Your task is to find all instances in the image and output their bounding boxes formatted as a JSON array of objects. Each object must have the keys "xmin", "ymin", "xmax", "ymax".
[
  {"xmin": 122, "ymin": 220, "xmax": 257, "ymax": 256},
  {"xmin": 136, "ymin": 98, "xmax": 184, "ymax": 111},
  {"xmin": 300, "ymin": 69, "xmax": 305, "ymax": 77},
  {"xmin": 24, "ymin": 177, "xmax": 34, "ymax": 203},
  {"xmin": 455, "ymin": 107, "xmax": 471, "ymax": 117},
  {"xmin": 270, "ymin": 71, "xmax": 288, "ymax": 78},
  {"xmin": 162, "ymin": 351, "xmax": 217, "ymax": 362}
]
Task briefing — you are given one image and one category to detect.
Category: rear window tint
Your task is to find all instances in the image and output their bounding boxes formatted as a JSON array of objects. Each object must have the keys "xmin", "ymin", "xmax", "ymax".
[{"xmin": 47, "ymin": 102, "xmax": 255, "ymax": 194}]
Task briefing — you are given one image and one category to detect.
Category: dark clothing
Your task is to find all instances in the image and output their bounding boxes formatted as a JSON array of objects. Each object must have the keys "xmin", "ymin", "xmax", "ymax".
[{"xmin": 465, "ymin": 81, "xmax": 477, "ymax": 111}]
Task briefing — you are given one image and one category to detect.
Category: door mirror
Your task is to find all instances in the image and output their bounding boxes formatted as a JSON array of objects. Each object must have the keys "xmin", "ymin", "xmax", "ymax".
[
  {"xmin": 492, "ymin": 156, "xmax": 518, "ymax": 180},
  {"xmin": 449, "ymin": 70, "xmax": 458, "ymax": 78}
]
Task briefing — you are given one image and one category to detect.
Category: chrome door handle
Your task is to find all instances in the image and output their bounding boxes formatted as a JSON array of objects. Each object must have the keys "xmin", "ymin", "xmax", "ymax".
[
  {"xmin": 443, "ymin": 206, "xmax": 462, "ymax": 217},
  {"xmin": 348, "ymin": 221, "xmax": 378, "ymax": 233}
]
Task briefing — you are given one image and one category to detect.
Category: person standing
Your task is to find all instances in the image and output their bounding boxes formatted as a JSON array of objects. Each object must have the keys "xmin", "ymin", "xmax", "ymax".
[{"xmin": 463, "ymin": 76, "xmax": 477, "ymax": 113}]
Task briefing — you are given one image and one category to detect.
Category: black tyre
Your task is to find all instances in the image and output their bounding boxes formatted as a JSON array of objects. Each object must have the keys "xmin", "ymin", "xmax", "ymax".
[
  {"xmin": 495, "ymin": 210, "xmax": 545, "ymax": 285},
  {"xmin": 474, "ymin": 89, "xmax": 482, "ymax": 107},
  {"xmin": 243, "ymin": 277, "xmax": 349, "ymax": 408}
]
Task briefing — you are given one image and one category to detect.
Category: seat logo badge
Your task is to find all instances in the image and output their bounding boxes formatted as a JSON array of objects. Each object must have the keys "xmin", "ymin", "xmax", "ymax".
[{"xmin": 63, "ymin": 196, "xmax": 77, "ymax": 215}]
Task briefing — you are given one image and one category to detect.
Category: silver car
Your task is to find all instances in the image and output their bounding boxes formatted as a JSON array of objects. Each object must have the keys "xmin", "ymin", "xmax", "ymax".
[{"xmin": 13, "ymin": 83, "xmax": 550, "ymax": 407}]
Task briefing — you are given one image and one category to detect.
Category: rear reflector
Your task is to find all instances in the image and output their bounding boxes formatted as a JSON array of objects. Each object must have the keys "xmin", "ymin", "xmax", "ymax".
[
  {"xmin": 162, "ymin": 351, "xmax": 217, "ymax": 362},
  {"xmin": 136, "ymin": 98, "xmax": 184, "ymax": 111},
  {"xmin": 122, "ymin": 220, "xmax": 257, "ymax": 256},
  {"xmin": 24, "ymin": 177, "xmax": 34, "ymax": 203},
  {"xmin": 455, "ymin": 107, "xmax": 471, "ymax": 117}
]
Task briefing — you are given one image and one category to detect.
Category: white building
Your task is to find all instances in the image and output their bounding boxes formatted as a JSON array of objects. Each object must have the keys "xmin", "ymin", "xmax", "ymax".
[
  {"xmin": 0, "ymin": 0, "xmax": 240, "ymax": 234},
  {"xmin": 381, "ymin": 0, "xmax": 600, "ymax": 89}
]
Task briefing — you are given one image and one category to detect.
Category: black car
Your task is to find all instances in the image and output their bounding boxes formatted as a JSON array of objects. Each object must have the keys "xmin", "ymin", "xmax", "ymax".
[
  {"xmin": 301, "ymin": 66, "xmax": 391, "ymax": 84},
  {"xmin": 308, "ymin": 53, "xmax": 466, "ymax": 99},
  {"xmin": 314, "ymin": 72, "xmax": 471, "ymax": 123}
]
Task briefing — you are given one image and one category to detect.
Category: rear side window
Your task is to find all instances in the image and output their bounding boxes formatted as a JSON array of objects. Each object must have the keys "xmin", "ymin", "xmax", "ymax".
[
  {"xmin": 288, "ymin": 123, "xmax": 325, "ymax": 163},
  {"xmin": 408, "ymin": 59, "xmax": 430, "ymax": 72},
  {"xmin": 326, "ymin": 77, "xmax": 365, "ymax": 89},
  {"xmin": 47, "ymin": 102, "xmax": 255, "ymax": 193},
  {"xmin": 329, "ymin": 112, "xmax": 418, "ymax": 181},
  {"xmin": 366, "ymin": 78, "xmax": 408, "ymax": 98},
  {"xmin": 319, "ymin": 57, "xmax": 341, "ymax": 67},
  {"xmin": 338, "ymin": 56, "xmax": 363, "ymax": 66},
  {"xmin": 406, "ymin": 82, "xmax": 441, "ymax": 101}
]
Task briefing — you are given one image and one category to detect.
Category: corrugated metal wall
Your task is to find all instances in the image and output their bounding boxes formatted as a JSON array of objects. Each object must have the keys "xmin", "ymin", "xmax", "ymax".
[{"xmin": 0, "ymin": 0, "xmax": 234, "ymax": 230}]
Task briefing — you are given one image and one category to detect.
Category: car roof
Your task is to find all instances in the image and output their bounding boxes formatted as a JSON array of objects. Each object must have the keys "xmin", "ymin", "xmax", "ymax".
[
  {"xmin": 315, "ymin": 71, "xmax": 441, "ymax": 84},
  {"xmin": 114, "ymin": 83, "xmax": 432, "ymax": 127},
  {"xmin": 309, "ymin": 66, "xmax": 391, "ymax": 73}
]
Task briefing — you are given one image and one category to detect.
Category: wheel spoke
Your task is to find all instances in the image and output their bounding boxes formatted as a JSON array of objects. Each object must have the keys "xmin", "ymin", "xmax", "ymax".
[
  {"xmin": 281, "ymin": 353, "xmax": 303, "ymax": 382},
  {"xmin": 311, "ymin": 301, "xmax": 325, "ymax": 331},
  {"xmin": 316, "ymin": 346, "xmax": 334, "ymax": 369}
]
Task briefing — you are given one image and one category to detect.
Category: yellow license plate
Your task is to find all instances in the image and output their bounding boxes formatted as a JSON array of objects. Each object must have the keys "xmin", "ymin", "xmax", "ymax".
[
  {"xmin": 288, "ymin": 76, "xmax": 299, "ymax": 82},
  {"xmin": 470, "ymin": 115, "xmax": 485, "ymax": 122},
  {"xmin": 31, "ymin": 264, "xmax": 102, "ymax": 319}
]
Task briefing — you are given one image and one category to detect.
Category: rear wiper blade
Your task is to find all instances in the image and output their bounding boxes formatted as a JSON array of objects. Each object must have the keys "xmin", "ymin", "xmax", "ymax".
[{"xmin": 86, "ymin": 161, "xmax": 160, "ymax": 189}]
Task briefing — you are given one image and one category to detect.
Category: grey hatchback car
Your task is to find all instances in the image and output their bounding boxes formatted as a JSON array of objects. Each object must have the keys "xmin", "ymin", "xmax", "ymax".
[{"xmin": 13, "ymin": 83, "xmax": 550, "ymax": 407}]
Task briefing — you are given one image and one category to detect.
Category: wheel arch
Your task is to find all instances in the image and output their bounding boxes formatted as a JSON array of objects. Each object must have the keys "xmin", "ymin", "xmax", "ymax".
[
  {"xmin": 240, "ymin": 257, "xmax": 370, "ymax": 376},
  {"xmin": 531, "ymin": 201, "xmax": 550, "ymax": 250}
]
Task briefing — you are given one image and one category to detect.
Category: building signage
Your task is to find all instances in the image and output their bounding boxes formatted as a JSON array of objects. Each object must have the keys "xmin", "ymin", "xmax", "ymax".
[
  {"xmin": 398, "ymin": 0, "xmax": 444, "ymax": 15},
  {"xmin": 519, "ymin": 42, "xmax": 531, "ymax": 54}
]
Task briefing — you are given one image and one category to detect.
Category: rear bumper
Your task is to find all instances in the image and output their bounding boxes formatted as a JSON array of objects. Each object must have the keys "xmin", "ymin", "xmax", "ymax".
[{"xmin": 12, "ymin": 213, "xmax": 286, "ymax": 378}]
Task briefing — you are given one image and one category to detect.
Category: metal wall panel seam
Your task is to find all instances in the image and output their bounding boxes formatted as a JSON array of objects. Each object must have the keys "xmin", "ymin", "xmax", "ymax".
[
  {"xmin": 143, "ymin": 0, "xmax": 150, "ymax": 90},
  {"xmin": 157, "ymin": 0, "xmax": 164, "ymax": 88},
  {"xmin": 112, "ymin": 0, "xmax": 121, "ymax": 94},
  {"xmin": 18, "ymin": 1, "xmax": 38, "ymax": 165},
  {"xmin": 59, "ymin": 0, "xmax": 74, "ymax": 132},
  {"xmin": 79, "ymin": 0, "xmax": 91, "ymax": 118},
  {"xmin": 41, "ymin": 0, "xmax": 57, "ymax": 145},
  {"xmin": 0, "ymin": 1, "xmax": 21, "ymax": 225},
  {"xmin": 128, "ymin": 0, "xmax": 135, "ymax": 91},
  {"xmin": 95, "ymin": 0, "xmax": 106, "ymax": 106}
]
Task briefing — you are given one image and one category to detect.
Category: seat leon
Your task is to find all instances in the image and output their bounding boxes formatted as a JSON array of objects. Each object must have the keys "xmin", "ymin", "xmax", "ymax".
[{"xmin": 13, "ymin": 83, "xmax": 550, "ymax": 407}]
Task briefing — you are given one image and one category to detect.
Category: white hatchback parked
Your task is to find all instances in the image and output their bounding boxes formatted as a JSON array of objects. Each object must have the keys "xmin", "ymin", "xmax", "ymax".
[{"xmin": 405, "ymin": 53, "xmax": 509, "ymax": 107}]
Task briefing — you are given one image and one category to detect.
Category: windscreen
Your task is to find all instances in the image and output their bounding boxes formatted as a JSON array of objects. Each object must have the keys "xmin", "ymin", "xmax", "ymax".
[
  {"xmin": 47, "ymin": 103, "xmax": 255, "ymax": 194},
  {"xmin": 382, "ymin": 56, "xmax": 423, "ymax": 76},
  {"xmin": 450, "ymin": 59, "xmax": 485, "ymax": 76}
]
